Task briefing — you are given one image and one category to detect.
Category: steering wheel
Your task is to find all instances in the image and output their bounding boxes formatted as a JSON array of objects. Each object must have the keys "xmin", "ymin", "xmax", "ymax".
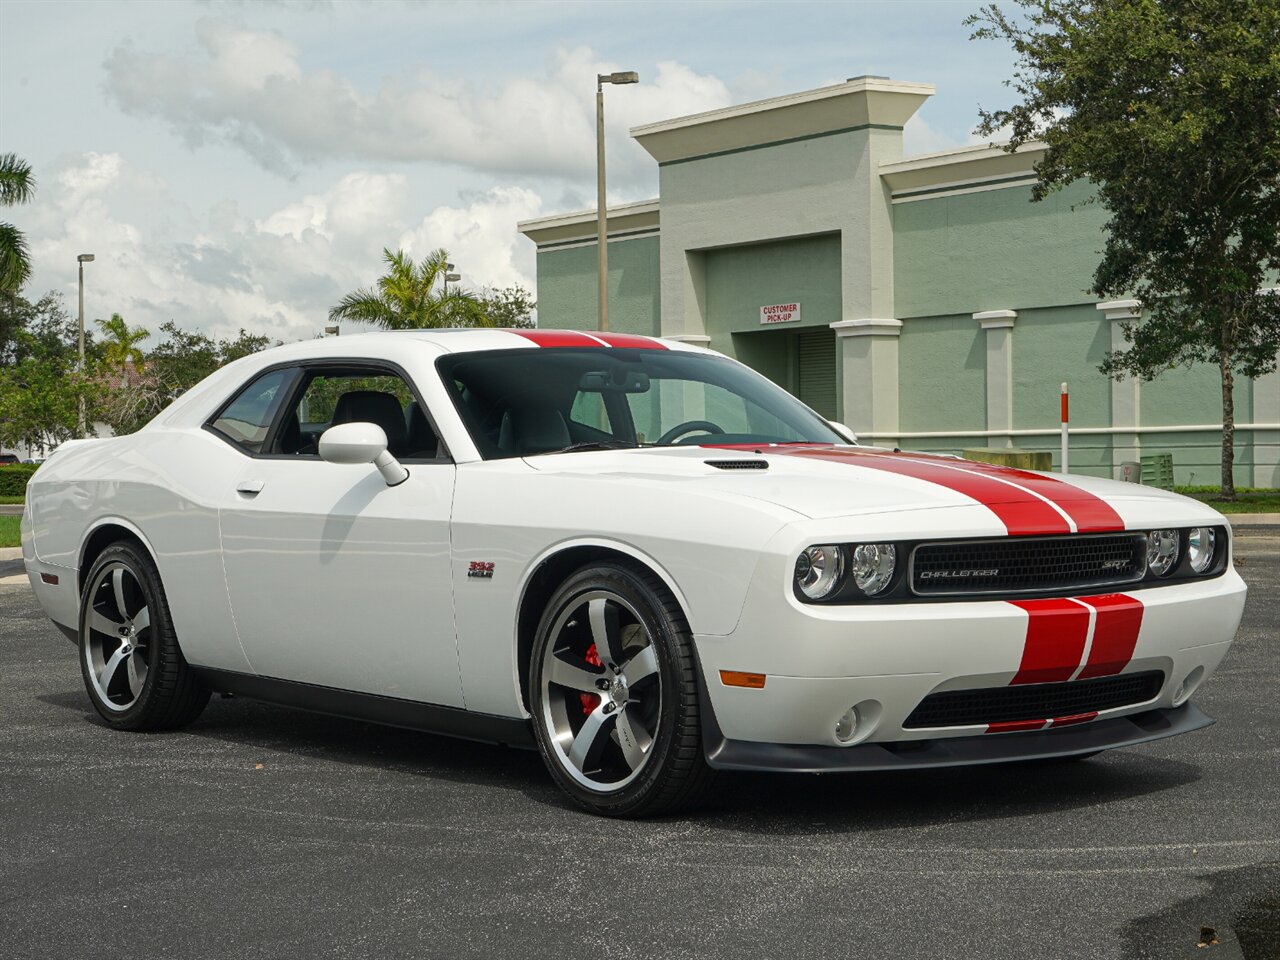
[{"xmin": 656, "ymin": 420, "xmax": 725, "ymax": 445}]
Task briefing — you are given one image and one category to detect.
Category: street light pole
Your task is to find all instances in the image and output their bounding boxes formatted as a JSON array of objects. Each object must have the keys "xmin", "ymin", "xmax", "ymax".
[
  {"xmin": 595, "ymin": 70, "xmax": 639, "ymax": 332},
  {"xmin": 76, "ymin": 254, "xmax": 95, "ymax": 437}
]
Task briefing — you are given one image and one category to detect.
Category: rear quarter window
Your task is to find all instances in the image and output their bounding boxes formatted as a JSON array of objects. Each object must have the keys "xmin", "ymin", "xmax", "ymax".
[{"xmin": 209, "ymin": 369, "xmax": 293, "ymax": 453}]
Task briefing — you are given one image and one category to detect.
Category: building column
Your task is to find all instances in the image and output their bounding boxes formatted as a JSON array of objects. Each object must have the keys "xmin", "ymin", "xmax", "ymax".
[
  {"xmin": 974, "ymin": 310, "xmax": 1016, "ymax": 448},
  {"xmin": 1097, "ymin": 299, "xmax": 1142, "ymax": 478},
  {"xmin": 830, "ymin": 318, "xmax": 901, "ymax": 444}
]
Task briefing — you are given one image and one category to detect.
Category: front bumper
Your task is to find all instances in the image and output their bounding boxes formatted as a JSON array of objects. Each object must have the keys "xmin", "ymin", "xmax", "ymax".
[
  {"xmin": 694, "ymin": 565, "xmax": 1246, "ymax": 752},
  {"xmin": 705, "ymin": 703, "xmax": 1213, "ymax": 772}
]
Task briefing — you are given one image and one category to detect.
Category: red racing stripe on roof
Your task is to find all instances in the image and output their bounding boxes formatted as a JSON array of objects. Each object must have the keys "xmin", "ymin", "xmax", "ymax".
[
  {"xmin": 508, "ymin": 330, "xmax": 605, "ymax": 348},
  {"xmin": 592, "ymin": 332, "xmax": 667, "ymax": 349},
  {"xmin": 780, "ymin": 447, "xmax": 1072, "ymax": 535},
  {"xmin": 1074, "ymin": 594, "xmax": 1144, "ymax": 679},
  {"xmin": 1007, "ymin": 598, "xmax": 1092, "ymax": 685}
]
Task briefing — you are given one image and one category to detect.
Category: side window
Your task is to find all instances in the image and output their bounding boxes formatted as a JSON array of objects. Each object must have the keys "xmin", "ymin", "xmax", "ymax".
[
  {"xmin": 209, "ymin": 369, "xmax": 293, "ymax": 453},
  {"xmin": 272, "ymin": 367, "xmax": 441, "ymax": 461}
]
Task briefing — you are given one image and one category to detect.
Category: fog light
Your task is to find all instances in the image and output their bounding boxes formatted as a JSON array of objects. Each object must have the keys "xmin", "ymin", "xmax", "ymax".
[
  {"xmin": 834, "ymin": 707, "xmax": 859, "ymax": 743},
  {"xmin": 1173, "ymin": 666, "xmax": 1205, "ymax": 706}
]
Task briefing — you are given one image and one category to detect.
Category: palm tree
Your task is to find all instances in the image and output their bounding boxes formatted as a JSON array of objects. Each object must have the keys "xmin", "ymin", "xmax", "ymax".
[
  {"xmin": 95, "ymin": 313, "xmax": 150, "ymax": 386},
  {"xmin": 329, "ymin": 247, "xmax": 490, "ymax": 330},
  {"xmin": 0, "ymin": 153, "xmax": 36, "ymax": 295}
]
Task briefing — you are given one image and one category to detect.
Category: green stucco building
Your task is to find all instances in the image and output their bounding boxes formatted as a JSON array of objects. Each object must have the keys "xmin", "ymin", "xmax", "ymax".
[{"xmin": 518, "ymin": 76, "xmax": 1280, "ymax": 485}]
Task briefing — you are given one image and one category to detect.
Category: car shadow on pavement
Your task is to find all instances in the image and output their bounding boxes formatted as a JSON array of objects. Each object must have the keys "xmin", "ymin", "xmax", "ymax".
[{"xmin": 36, "ymin": 687, "xmax": 1204, "ymax": 827}]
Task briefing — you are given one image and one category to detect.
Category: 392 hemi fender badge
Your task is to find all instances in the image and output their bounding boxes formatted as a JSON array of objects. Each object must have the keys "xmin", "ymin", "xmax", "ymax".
[{"xmin": 467, "ymin": 561, "xmax": 496, "ymax": 579}]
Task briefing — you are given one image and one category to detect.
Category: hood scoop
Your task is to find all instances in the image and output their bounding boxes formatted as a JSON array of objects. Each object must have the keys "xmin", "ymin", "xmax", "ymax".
[{"xmin": 705, "ymin": 459, "xmax": 769, "ymax": 471}]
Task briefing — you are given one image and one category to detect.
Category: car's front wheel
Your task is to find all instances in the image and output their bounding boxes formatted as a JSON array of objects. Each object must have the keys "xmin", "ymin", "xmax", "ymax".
[
  {"xmin": 529, "ymin": 561, "xmax": 716, "ymax": 817},
  {"xmin": 78, "ymin": 542, "xmax": 210, "ymax": 730}
]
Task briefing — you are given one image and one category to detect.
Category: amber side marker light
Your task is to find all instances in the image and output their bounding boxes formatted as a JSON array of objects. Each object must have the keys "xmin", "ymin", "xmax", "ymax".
[{"xmin": 719, "ymin": 670, "xmax": 767, "ymax": 689}]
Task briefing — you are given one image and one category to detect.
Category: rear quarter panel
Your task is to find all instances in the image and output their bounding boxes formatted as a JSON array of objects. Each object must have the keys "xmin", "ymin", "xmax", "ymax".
[{"xmin": 26, "ymin": 428, "xmax": 250, "ymax": 672}]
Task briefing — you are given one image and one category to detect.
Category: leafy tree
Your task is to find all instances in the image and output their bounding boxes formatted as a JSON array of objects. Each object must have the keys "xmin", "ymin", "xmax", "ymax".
[
  {"xmin": 145, "ymin": 321, "xmax": 220, "ymax": 393},
  {"xmin": 95, "ymin": 313, "xmax": 150, "ymax": 385},
  {"xmin": 101, "ymin": 323, "xmax": 278, "ymax": 436},
  {"xmin": 969, "ymin": 0, "xmax": 1280, "ymax": 499},
  {"xmin": 0, "ymin": 153, "xmax": 35, "ymax": 295},
  {"xmin": 330, "ymin": 248, "xmax": 489, "ymax": 330},
  {"xmin": 0, "ymin": 359, "xmax": 100, "ymax": 453},
  {"xmin": 476, "ymin": 284, "xmax": 537, "ymax": 328}
]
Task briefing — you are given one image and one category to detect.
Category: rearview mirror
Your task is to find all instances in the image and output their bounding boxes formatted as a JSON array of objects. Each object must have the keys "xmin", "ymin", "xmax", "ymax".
[
  {"xmin": 318, "ymin": 422, "xmax": 409, "ymax": 486},
  {"xmin": 578, "ymin": 370, "xmax": 651, "ymax": 393}
]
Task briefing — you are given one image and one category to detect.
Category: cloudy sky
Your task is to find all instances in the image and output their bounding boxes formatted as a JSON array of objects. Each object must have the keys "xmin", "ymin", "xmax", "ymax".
[{"xmin": 1, "ymin": 0, "xmax": 1017, "ymax": 342}]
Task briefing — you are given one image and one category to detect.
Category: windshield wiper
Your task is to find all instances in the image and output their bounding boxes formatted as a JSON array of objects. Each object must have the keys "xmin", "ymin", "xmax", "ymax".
[{"xmin": 544, "ymin": 440, "xmax": 640, "ymax": 455}]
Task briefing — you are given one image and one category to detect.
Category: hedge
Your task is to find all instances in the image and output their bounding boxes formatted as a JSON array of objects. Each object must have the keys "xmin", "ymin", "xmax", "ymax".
[{"xmin": 0, "ymin": 464, "xmax": 38, "ymax": 497}]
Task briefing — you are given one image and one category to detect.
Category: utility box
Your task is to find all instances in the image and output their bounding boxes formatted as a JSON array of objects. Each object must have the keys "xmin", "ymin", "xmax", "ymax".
[
  {"xmin": 1141, "ymin": 453, "xmax": 1175, "ymax": 490},
  {"xmin": 963, "ymin": 447, "xmax": 1053, "ymax": 471},
  {"xmin": 1117, "ymin": 461, "xmax": 1143, "ymax": 483}
]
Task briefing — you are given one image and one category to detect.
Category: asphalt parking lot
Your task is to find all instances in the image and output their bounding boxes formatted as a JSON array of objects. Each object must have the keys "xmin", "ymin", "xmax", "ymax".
[{"xmin": 1, "ymin": 536, "xmax": 1276, "ymax": 960}]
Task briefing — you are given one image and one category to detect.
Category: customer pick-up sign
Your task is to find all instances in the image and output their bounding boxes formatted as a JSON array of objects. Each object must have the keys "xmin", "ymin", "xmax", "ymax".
[{"xmin": 760, "ymin": 302, "xmax": 801, "ymax": 325}]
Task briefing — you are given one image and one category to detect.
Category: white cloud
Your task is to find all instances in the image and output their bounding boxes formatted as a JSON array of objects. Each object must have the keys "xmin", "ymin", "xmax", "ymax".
[
  {"xmin": 103, "ymin": 21, "xmax": 731, "ymax": 186},
  {"xmin": 24, "ymin": 153, "xmax": 543, "ymax": 344},
  {"xmin": 903, "ymin": 114, "xmax": 963, "ymax": 156}
]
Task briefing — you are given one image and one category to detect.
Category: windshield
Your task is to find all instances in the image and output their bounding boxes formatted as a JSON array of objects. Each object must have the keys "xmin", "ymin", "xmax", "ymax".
[{"xmin": 436, "ymin": 347, "xmax": 843, "ymax": 459}]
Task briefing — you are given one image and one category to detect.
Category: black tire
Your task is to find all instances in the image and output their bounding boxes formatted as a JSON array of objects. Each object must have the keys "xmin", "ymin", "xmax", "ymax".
[
  {"xmin": 78, "ymin": 542, "xmax": 210, "ymax": 731},
  {"xmin": 529, "ymin": 560, "xmax": 717, "ymax": 818}
]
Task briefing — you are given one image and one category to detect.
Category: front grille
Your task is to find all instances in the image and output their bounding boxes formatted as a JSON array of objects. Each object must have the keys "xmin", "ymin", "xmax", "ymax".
[
  {"xmin": 903, "ymin": 671, "xmax": 1164, "ymax": 728},
  {"xmin": 910, "ymin": 533, "xmax": 1146, "ymax": 596}
]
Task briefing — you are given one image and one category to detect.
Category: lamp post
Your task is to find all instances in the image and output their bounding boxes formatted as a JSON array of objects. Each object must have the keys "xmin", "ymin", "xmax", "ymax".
[
  {"xmin": 76, "ymin": 254, "xmax": 95, "ymax": 437},
  {"xmin": 596, "ymin": 70, "xmax": 639, "ymax": 331},
  {"xmin": 442, "ymin": 262, "xmax": 461, "ymax": 297}
]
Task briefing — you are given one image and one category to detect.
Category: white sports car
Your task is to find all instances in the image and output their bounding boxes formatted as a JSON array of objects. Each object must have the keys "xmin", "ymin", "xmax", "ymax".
[{"xmin": 22, "ymin": 329, "xmax": 1247, "ymax": 816}]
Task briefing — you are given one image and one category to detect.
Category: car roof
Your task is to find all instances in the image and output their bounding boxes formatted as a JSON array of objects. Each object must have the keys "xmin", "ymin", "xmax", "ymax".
[
  {"xmin": 264, "ymin": 328, "xmax": 707, "ymax": 358},
  {"xmin": 146, "ymin": 329, "xmax": 713, "ymax": 431}
]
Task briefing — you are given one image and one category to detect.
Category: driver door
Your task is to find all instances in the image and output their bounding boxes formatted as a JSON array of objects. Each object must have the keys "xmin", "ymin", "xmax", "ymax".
[{"xmin": 213, "ymin": 362, "xmax": 461, "ymax": 707}]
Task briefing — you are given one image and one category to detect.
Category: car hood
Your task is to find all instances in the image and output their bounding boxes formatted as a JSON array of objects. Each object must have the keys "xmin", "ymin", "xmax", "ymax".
[{"xmin": 522, "ymin": 444, "xmax": 1221, "ymax": 530}]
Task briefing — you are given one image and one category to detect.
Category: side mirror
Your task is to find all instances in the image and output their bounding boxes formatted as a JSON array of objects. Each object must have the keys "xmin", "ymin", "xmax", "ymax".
[
  {"xmin": 318, "ymin": 422, "xmax": 409, "ymax": 486},
  {"xmin": 828, "ymin": 420, "xmax": 859, "ymax": 445}
]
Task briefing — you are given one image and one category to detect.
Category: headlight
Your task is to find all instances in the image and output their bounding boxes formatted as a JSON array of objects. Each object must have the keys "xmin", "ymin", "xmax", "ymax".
[
  {"xmin": 1147, "ymin": 529, "xmax": 1179, "ymax": 577},
  {"xmin": 850, "ymin": 543, "xmax": 897, "ymax": 596},
  {"xmin": 795, "ymin": 545, "xmax": 845, "ymax": 600},
  {"xmin": 1187, "ymin": 527, "xmax": 1217, "ymax": 574}
]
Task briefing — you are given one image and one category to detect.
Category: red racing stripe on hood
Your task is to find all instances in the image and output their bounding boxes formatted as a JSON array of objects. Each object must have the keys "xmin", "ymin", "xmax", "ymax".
[
  {"xmin": 1007, "ymin": 598, "xmax": 1092, "ymax": 684},
  {"xmin": 779, "ymin": 447, "xmax": 1071, "ymax": 535},
  {"xmin": 927, "ymin": 456, "xmax": 1125, "ymax": 532},
  {"xmin": 772, "ymin": 447, "xmax": 1124, "ymax": 535},
  {"xmin": 1074, "ymin": 594, "xmax": 1144, "ymax": 679}
]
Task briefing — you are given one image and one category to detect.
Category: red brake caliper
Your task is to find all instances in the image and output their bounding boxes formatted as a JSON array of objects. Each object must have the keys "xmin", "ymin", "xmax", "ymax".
[{"xmin": 580, "ymin": 643, "xmax": 603, "ymax": 715}]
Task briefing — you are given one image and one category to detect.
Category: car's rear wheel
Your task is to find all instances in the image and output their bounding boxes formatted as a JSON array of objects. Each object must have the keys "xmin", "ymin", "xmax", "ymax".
[
  {"xmin": 79, "ymin": 542, "xmax": 210, "ymax": 730},
  {"xmin": 529, "ymin": 561, "xmax": 716, "ymax": 817}
]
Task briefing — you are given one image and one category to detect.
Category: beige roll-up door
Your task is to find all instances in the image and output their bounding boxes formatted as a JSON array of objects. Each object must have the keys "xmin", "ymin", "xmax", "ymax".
[{"xmin": 797, "ymin": 328, "xmax": 837, "ymax": 420}]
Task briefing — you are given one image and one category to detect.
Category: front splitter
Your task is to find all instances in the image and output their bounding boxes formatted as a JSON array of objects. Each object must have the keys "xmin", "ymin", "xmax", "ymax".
[{"xmin": 705, "ymin": 703, "xmax": 1213, "ymax": 773}]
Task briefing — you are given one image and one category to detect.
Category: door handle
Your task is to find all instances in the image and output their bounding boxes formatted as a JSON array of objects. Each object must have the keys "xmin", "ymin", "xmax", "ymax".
[{"xmin": 236, "ymin": 479, "xmax": 265, "ymax": 495}]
